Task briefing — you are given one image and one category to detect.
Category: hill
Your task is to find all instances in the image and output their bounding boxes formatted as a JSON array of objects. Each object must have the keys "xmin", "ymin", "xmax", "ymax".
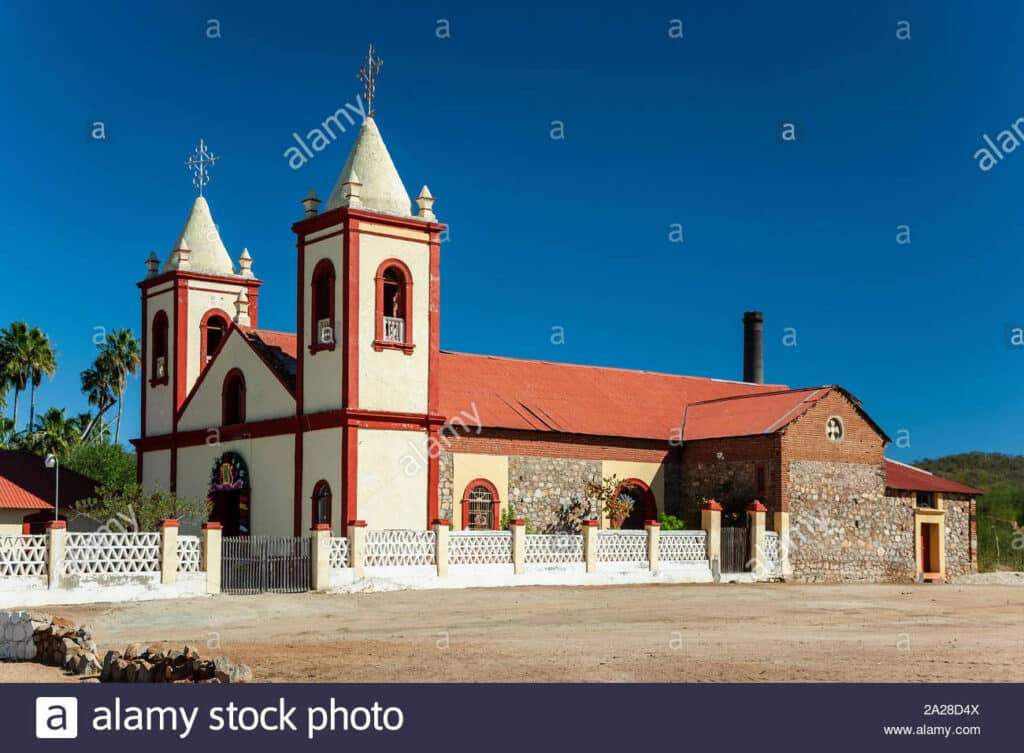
[{"xmin": 914, "ymin": 453, "xmax": 1024, "ymax": 572}]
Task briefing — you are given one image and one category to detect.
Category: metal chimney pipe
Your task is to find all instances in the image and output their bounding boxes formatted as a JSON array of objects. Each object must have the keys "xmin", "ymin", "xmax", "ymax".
[{"xmin": 743, "ymin": 311, "xmax": 764, "ymax": 384}]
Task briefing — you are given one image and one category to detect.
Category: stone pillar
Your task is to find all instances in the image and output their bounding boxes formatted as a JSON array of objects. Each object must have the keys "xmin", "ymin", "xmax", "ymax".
[
  {"xmin": 159, "ymin": 519, "xmax": 179, "ymax": 586},
  {"xmin": 201, "ymin": 522, "xmax": 222, "ymax": 594},
  {"xmin": 581, "ymin": 519, "xmax": 599, "ymax": 574},
  {"xmin": 773, "ymin": 510, "xmax": 792, "ymax": 579},
  {"xmin": 347, "ymin": 520, "xmax": 367, "ymax": 578},
  {"xmin": 700, "ymin": 500, "xmax": 722, "ymax": 579},
  {"xmin": 747, "ymin": 501, "xmax": 767, "ymax": 578},
  {"xmin": 46, "ymin": 520, "xmax": 66, "ymax": 590},
  {"xmin": 510, "ymin": 519, "xmax": 526, "ymax": 574},
  {"xmin": 433, "ymin": 519, "xmax": 449, "ymax": 578},
  {"xmin": 646, "ymin": 519, "xmax": 660, "ymax": 573},
  {"xmin": 311, "ymin": 523, "xmax": 331, "ymax": 591}
]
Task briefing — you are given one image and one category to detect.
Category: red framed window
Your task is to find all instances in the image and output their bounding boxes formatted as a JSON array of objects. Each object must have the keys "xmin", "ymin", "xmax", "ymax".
[
  {"xmin": 373, "ymin": 259, "xmax": 414, "ymax": 354},
  {"xmin": 461, "ymin": 478, "xmax": 500, "ymax": 530},
  {"xmin": 222, "ymin": 368, "xmax": 246, "ymax": 426},
  {"xmin": 200, "ymin": 309, "xmax": 231, "ymax": 366},
  {"xmin": 310, "ymin": 259, "xmax": 336, "ymax": 353},
  {"xmin": 150, "ymin": 310, "xmax": 169, "ymax": 386},
  {"xmin": 312, "ymin": 480, "xmax": 332, "ymax": 526}
]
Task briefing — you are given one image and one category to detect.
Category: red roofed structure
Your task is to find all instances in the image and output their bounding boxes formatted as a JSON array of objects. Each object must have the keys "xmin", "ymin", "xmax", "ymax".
[{"xmin": 0, "ymin": 450, "xmax": 99, "ymax": 534}]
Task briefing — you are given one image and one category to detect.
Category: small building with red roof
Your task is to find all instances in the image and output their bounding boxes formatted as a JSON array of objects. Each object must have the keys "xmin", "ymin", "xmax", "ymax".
[{"xmin": 0, "ymin": 450, "xmax": 99, "ymax": 535}]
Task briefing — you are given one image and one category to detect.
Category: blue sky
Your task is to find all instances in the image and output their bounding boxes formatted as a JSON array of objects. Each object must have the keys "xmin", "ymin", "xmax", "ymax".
[{"xmin": 0, "ymin": 0, "xmax": 1021, "ymax": 461}]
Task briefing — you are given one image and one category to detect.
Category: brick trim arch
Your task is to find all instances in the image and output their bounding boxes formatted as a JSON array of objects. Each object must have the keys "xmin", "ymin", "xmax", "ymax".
[
  {"xmin": 309, "ymin": 258, "xmax": 337, "ymax": 353},
  {"xmin": 149, "ymin": 310, "xmax": 169, "ymax": 386},
  {"xmin": 461, "ymin": 478, "xmax": 501, "ymax": 530},
  {"xmin": 613, "ymin": 478, "xmax": 657, "ymax": 529},
  {"xmin": 311, "ymin": 479, "xmax": 332, "ymax": 527},
  {"xmin": 200, "ymin": 308, "xmax": 232, "ymax": 370},
  {"xmin": 373, "ymin": 258, "xmax": 414, "ymax": 354}
]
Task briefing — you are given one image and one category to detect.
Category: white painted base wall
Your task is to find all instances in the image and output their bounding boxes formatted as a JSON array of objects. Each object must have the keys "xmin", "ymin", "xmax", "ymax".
[{"xmin": 0, "ymin": 572, "xmax": 208, "ymax": 609}]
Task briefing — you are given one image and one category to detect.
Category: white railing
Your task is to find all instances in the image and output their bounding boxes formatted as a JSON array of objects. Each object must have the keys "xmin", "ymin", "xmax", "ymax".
[
  {"xmin": 365, "ymin": 529, "xmax": 435, "ymax": 567},
  {"xmin": 763, "ymin": 531, "xmax": 781, "ymax": 577},
  {"xmin": 525, "ymin": 534, "xmax": 584, "ymax": 564},
  {"xmin": 659, "ymin": 531, "xmax": 707, "ymax": 562},
  {"xmin": 449, "ymin": 531, "xmax": 512, "ymax": 565},
  {"xmin": 176, "ymin": 535, "xmax": 201, "ymax": 573},
  {"xmin": 383, "ymin": 316, "xmax": 405, "ymax": 343},
  {"xmin": 329, "ymin": 537, "xmax": 350, "ymax": 569},
  {"xmin": 597, "ymin": 530, "xmax": 648, "ymax": 562},
  {"xmin": 63, "ymin": 532, "xmax": 161, "ymax": 576},
  {"xmin": 0, "ymin": 535, "xmax": 47, "ymax": 577}
]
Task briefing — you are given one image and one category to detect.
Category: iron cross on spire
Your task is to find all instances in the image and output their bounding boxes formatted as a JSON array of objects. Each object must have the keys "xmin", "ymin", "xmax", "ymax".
[
  {"xmin": 185, "ymin": 138, "xmax": 219, "ymax": 197},
  {"xmin": 358, "ymin": 44, "xmax": 383, "ymax": 117}
]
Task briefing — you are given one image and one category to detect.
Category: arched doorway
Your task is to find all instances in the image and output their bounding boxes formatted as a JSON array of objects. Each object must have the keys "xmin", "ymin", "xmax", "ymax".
[
  {"xmin": 209, "ymin": 452, "xmax": 251, "ymax": 536},
  {"xmin": 613, "ymin": 479, "xmax": 657, "ymax": 530}
]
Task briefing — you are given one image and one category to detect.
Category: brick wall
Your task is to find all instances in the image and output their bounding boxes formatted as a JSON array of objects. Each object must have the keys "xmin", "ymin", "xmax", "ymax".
[{"xmin": 680, "ymin": 435, "xmax": 779, "ymax": 526}]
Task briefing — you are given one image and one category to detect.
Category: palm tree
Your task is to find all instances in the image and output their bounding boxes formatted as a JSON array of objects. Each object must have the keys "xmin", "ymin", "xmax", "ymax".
[
  {"xmin": 101, "ymin": 329, "xmax": 141, "ymax": 444},
  {"xmin": 27, "ymin": 408, "xmax": 80, "ymax": 457},
  {"xmin": 79, "ymin": 360, "xmax": 116, "ymax": 442},
  {"xmin": 24, "ymin": 326, "xmax": 56, "ymax": 430},
  {"xmin": 0, "ymin": 322, "xmax": 30, "ymax": 429}
]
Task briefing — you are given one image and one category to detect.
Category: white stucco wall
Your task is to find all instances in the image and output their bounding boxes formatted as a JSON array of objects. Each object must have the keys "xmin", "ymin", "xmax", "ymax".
[
  {"xmin": 302, "ymin": 428, "xmax": 343, "ymax": 534},
  {"xmin": 185, "ymin": 280, "xmax": 247, "ymax": 393},
  {"xmin": 141, "ymin": 449, "xmax": 172, "ymax": 493},
  {"xmin": 302, "ymin": 228, "xmax": 345, "ymax": 413},
  {"xmin": 144, "ymin": 287, "xmax": 175, "ymax": 437},
  {"xmin": 357, "ymin": 429, "xmax": 428, "ymax": 529},
  {"xmin": 452, "ymin": 453, "xmax": 509, "ymax": 530},
  {"xmin": 357, "ymin": 231, "xmax": 430, "ymax": 414},
  {"xmin": 177, "ymin": 329, "xmax": 294, "ymax": 432},
  {"xmin": 177, "ymin": 435, "xmax": 295, "ymax": 537}
]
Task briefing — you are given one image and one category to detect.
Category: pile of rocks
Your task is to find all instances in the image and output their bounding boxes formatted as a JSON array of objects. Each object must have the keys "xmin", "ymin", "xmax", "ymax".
[
  {"xmin": 32, "ymin": 616, "xmax": 102, "ymax": 676},
  {"xmin": 100, "ymin": 643, "xmax": 252, "ymax": 683},
  {"xmin": 0, "ymin": 610, "xmax": 50, "ymax": 661}
]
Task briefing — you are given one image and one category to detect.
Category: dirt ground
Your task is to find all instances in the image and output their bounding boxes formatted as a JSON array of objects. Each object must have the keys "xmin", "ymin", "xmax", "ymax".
[{"xmin": 4, "ymin": 582, "xmax": 1023, "ymax": 682}]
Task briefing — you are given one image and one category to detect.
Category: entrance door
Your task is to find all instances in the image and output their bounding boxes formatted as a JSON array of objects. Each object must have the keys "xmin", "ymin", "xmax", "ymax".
[
  {"xmin": 210, "ymin": 490, "xmax": 242, "ymax": 537},
  {"xmin": 721, "ymin": 527, "xmax": 750, "ymax": 573},
  {"xmin": 920, "ymin": 522, "xmax": 939, "ymax": 574}
]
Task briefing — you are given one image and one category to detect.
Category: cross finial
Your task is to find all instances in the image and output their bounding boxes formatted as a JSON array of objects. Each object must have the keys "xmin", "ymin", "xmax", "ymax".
[
  {"xmin": 358, "ymin": 44, "xmax": 383, "ymax": 118},
  {"xmin": 185, "ymin": 138, "xmax": 219, "ymax": 197}
]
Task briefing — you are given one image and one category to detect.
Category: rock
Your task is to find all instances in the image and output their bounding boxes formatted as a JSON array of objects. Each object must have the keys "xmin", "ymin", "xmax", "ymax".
[
  {"xmin": 182, "ymin": 644, "xmax": 200, "ymax": 660},
  {"xmin": 124, "ymin": 662, "xmax": 138, "ymax": 683},
  {"xmin": 135, "ymin": 661, "xmax": 152, "ymax": 683},
  {"xmin": 123, "ymin": 642, "xmax": 143, "ymax": 661},
  {"xmin": 111, "ymin": 659, "xmax": 129, "ymax": 683},
  {"xmin": 212, "ymin": 655, "xmax": 232, "ymax": 674},
  {"xmin": 101, "ymin": 651, "xmax": 121, "ymax": 682},
  {"xmin": 229, "ymin": 663, "xmax": 253, "ymax": 683}
]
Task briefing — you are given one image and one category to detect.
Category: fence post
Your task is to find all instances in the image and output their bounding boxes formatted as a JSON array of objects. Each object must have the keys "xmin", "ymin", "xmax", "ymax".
[
  {"xmin": 582, "ymin": 519, "xmax": 599, "ymax": 574},
  {"xmin": 201, "ymin": 522, "xmax": 222, "ymax": 595},
  {"xmin": 773, "ymin": 510, "xmax": 791, "ymax": 580},
  {"xmin": 159, "ymin": 519, "xmax": 179, "ymax": 586},
  {"xmin": 646, "ymin": 519, "xmax": 660, "ymax": 573},
  {"xmin": 310, "ymin": 523, "xmax": 331, "ymax": 591},
  {"xmin": 510, "ymin": 519, "xmax": 526, "ymax": 574},
  {"xmin": 701, "ymin": 500, "xmax": 722, "ymax": 580},
  {"xmin": 747, "ymin": 500, "xmax": 767, "ymax": 578},
  {"xmin": 433, "ymin": 519, "xmax": 449, "ymax": 578},
  {"xmin": 348, "ymin": 521, "xmax": 367, "ymax": 578},
  {"xmin": 46, "ymin": 520, "xmax": 66, "ymax": 590}
]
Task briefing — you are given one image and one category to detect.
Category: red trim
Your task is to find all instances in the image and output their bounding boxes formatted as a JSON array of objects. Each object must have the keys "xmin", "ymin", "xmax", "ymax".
[
  {"xmin": 747, "ymin": 500, "xmax": 767, "ymax": 512},
  {"xmin": 140, "ymin": 289, "xmax": 148, "ymax": 452},
  {"xmin": 138, "ymin": 269, "xmax": 265, "ymax": 292},
  {"xmin": 511, "ymin": 518, "xmax": 525, "ymax": 526},
  {"xmin": 292, "ymin": 205, "xmax": 447, "ymax": 236},
  {"xmin": 170, "ymin": 446, "xmax": 177, "ymax": 493},
  {"xmin": 201, "ymin": 521, "xmax": 222, "ymax": 530},
  {"xmin": 294, "ymin": 235, "xmax": 305, "ymax": 536},
  {"xmin": 427, "ymin": 426, "xmax": 440, "ymax": 525},
  {"xmin": 344, "ymin": 221, "xmax": 360, "ymax": 407},
  {"xmin": 460, "ymin": 478, "xmax": 501, "ymax": 530},
  {"xmin": 372, "ymin": 258, "xmax": 414, "ymax": 354},
  {"xmin": 342, "ymin": 425, "xmax": 358, "ymax": 525},
  {"xmin": 173, "ymin": 278, "xmax": 188, "ymax": 413},
  {"xmin": 350, "ymin": 519, "xmax": 367, "ymax": 527},
  {"xmin": 221, "ymin": 368, "xmax": 247, "ymax": 426},
  {"xmin": 645, "ymin": 520, "xmax": 660, "ymax": 527},
  {"xmin": 432, "ymin": 518, "xmax": 450, "ymax": 526},
  {"xmin": 312, "ymin": 523, "xmax": 331, "ymax": 531},
  {"xmin": 613, "ymin": 478, "xmax": 657, "ymax": 526},
  {"xmin": 149, "ymin": 310, "xmax": 170, "ymax": 386},
  {"xmin": 199, "ymin": 309, "xmax": 232, "ymax": 371},
  {"xmin": 46, "ymin": 520, "xmax": 67, "ymax": 530},
  {"xmin": 308, "ymin": 258, "xmax": 337, "ymax": 353},
  {"xmin": 581, "ymin": 519, "xmax": 599, "ymax": 527},
  {"xmin": 22, "ymin": 522, "xmax": 31, "ymax": 535},
  {"xmin": 311, "ymin": 479, "xmax": 332, "ymax": 527},
  {"xmin": 428, "ymin": 231, "xmax": 441, "ymax": 416},
  {"xmin": 160, "ymin": 518, "xmax": 179, "ymax": 528},
  {"xmin": 247, "ymin": 284, "xmax": 260, "ymax": 328},
  {"xmin": 702, "ymin": 500, "xmax": 722, "ymax": 511}
]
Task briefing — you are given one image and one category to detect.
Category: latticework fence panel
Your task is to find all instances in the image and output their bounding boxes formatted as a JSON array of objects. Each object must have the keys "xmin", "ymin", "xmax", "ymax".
[
  {"xmin": 597, "ymin": 530, "xmax": 648, "ymax": 563},
  {"xmin": 365, "ymin": 530, "xmax": 436, "ymax": 567},
  {"xmin": 524, "ymin": 534, "xmax": 584, "ymax": 564},
  {"xmin": 329, "ymin": 537, "xmax": 350, "ymax": 569},
  {"xmin": 449, "ymin": 531, "xmax": 512, "ymax": 565},
  {"xmin": 63, "ymin": 532, "xmax": 161, "ymax": 576},
  {"xmin": 659, "ymin": 531, "xmax": 707, "ymax": 562},
  {"xmin": 0, "ymin": 535, "xmax": 47, "ymax": 577},
  {"xmin": 763, "ymin": 531, "xmax": 781, "ymax": 576},
  {"xmin": 176, "ymin": 535, "xmax": 201, "ymax": 572}
]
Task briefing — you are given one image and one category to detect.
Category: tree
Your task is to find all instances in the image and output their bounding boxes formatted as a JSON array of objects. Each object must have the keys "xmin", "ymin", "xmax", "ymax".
[
  {"xmin": 26, "ymin": 407, "xmax": 81, "ymax": 457},
  {"xmin": 79, "ymin": 358, "xmax": 116, "ymax": 442},
  {"xmin": 64, "ymin": 441, "xmax": 136, "ymax": 495},
  {"xmin": 0, "ymin": 321, "xmax": 30, "ymax": 429},
  {"xmin": 70, "ymin": 483, "xmax": 210, "ymax": 532},
  {"xmin": 100, "ymin": 329, "xmax": 140, "ymax": 444},
  {"xmin": 24, "ymin": 326, "xmax": 56, "ymax": 430}
]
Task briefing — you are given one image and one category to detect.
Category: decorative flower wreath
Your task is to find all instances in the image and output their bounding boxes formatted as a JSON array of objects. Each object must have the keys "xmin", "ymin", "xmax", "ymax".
[{"xmin": 209, "ymin": 452, "xmax": 248, "ymax": 492}]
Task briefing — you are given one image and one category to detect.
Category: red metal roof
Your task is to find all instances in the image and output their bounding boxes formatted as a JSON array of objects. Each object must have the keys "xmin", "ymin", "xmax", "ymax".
[
  {"xmin": 0, "ymin": 477, "xmax": 53, "ymax": 510},
  {"xmin": 682, "ymin": 388, "xmax": 831, "ymax": 441},
  {"xmin": 884, "ymin": 459, "xmax": 983, "ymax": 495},
  {"xmin": 0, "ymin": 451, "xmax": 66, "ymax": 510}
]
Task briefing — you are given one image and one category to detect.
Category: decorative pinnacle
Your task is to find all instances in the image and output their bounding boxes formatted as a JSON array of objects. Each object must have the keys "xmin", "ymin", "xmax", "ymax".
[
  {"xmin": 358, "ymin": 44, "xmax": 383, "ymax": 118},
  {"xmin": 185, "ymin": 138, "xmax": 219, "ymax": 197}
]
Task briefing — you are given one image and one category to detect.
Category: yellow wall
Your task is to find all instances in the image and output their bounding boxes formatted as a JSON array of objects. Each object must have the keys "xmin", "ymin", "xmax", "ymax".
[
  {"xmin": 356, "ymin": 429, "xmax": 428, "ymax": 529},
  {"xmin": 302, "ymin": 428, "xmax": 344, "ymax": 534},
  {"xmin": 600, "ymin": 460, "xmax": 666, "ymax": 527},
  {"xmin": 302, "ymin": 227, "xmax": 345, "ymax": 413},
  {"xmin": 452, "ymin": 453, "xmax": 509, "ymax": 530}
]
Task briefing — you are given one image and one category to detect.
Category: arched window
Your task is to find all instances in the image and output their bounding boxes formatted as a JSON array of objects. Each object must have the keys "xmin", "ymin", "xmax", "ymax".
[
  {"xmin": 312, "ymin": 480, "xmax": 332, "ymax": 526},
  {"xmin": 373, "ymin": 259, "xmax": 414, "ymax": 354},
  {"xmin": 150, "ymin": 310, "xmax": 169, "ymax": 386},
  {"xmin": 200, "ymin": 310, "xmax": 231, "ymax": 366},
  {"xmin": 222, "ymin": 369, "xmax": 246, "ymax": 426},
  {"xmin": 310, "ymin": 259, "xmax": 336, "ymax": 353},
  {"xmin": 461, "ymin": 479, "xmax": 501, "ymax": 530}
]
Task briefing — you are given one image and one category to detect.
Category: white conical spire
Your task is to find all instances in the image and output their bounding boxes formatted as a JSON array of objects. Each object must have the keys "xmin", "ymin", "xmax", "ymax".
[
  {"xmin": 162, "ymin": 196, "xmax": 235, "ymax": 275},
  {"xmin": 327, "ymin": 117, "xmax": 411, "ymax": 216}
]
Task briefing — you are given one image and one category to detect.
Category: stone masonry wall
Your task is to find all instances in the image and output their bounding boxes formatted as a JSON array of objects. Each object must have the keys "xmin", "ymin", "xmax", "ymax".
[
  {"xmin": 944, "ymin": 495, "xmax": 976, "ymax": 578},
  {"xmin": 788, "ymin": 460, "xmax": 916, "ymax": 582},
  {"xmin": 438, "ymin": 450, "xmax": 454, "ymax": 523},
  {"xmin": 508, "ymin": 456, "xmax": 601, "ymax": 532}
]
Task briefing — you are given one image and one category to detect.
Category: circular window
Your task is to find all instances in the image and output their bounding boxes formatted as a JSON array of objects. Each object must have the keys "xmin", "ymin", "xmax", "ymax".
[{"xmin": 825, "ymin": 416, "xmax": 844, "ymax": 442}]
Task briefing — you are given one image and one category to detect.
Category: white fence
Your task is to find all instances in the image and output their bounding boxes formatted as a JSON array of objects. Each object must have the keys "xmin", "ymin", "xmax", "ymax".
[
  {"xmin": 177, "ymin": 536, "xmax": 201, "ymax": 573},
  {"xmin": 365, "ymin": 530, "xmax": 436, "ymax": 567},
  {"xmin": 597, "ymin": 530, "xmax": 647, "ymax": 563},
  {"xmin": 63, "ymin": 532, "xmax": 161, "ymax": 576},
  {"xmin": 328, "ymin": 537, "xmax": 350, "ymax": 569},
  {"xmin": 525, "ymin": 534, "xmax": 584, "ymax": 564},
  {"xmin": 659, "ymin": 531, "xmax": 707, "ymax": 562},
  {"xmin": 763, "ymin": 531, "xmax": 781, "ymax": 578},
  {"xmin": 449, "ymin": 531, "xmax": 512, "ymax": 565},
  {"xmin": 0, "ymin": 535, "xmax": 47, "ymax": 577}
]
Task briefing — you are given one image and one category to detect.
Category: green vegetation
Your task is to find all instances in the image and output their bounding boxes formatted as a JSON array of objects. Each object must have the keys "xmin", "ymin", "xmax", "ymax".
[
  {"xmin": 70, "ymin": 483, "xmax": 210, "ymax": 532},
  {"xmin": 658, "ymin": 513, "xmax": 686, "ymax": 531},
  {"xmin": 915, "ymin": 453, "xmax": 1024, "ymax": 572}
]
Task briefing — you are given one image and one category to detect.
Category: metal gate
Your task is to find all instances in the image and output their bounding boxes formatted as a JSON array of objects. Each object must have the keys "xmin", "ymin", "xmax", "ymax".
[
  {"xmin": 720, "ymin": 527, "xmax": 750, "ymax": 573},
  {"xmin": 221, "ymin": 536, "xmax": 311, "ymax": 594}
]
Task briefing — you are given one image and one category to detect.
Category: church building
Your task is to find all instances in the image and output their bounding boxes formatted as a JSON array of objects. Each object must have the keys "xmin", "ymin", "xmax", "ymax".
[{"xmin": 132, "ymin": 50, "xmax": 980, "ymax": 583}]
